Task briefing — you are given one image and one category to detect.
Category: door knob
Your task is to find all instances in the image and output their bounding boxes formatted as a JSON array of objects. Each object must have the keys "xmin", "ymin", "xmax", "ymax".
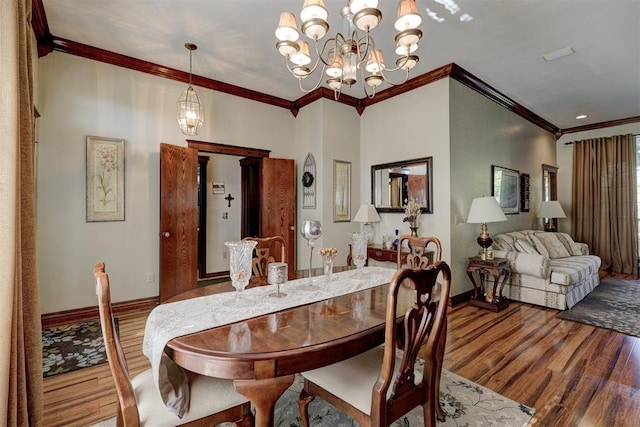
[{"xmin": 162, "ymin": 231, "xmax": 171, "ymax": 238}]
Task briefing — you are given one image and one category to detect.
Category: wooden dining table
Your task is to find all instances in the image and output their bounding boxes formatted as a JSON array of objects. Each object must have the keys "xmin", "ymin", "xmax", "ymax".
[{"xmin": 158, "ymin": 267, "xmax": 417, "ymax": 427}]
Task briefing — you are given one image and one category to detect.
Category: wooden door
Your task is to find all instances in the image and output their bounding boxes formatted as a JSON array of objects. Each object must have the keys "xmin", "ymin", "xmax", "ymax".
[
  {"xmin": 159, "ymin": 143, "xmax": 198, "ymax": 302},
  {"xmin": 260, "ymin": 158, "xmax": 296, "ymax": 270}
]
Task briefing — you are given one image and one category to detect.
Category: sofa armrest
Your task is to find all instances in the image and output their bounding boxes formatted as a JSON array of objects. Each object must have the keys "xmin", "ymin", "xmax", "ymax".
[
  {"xmin": 493, "ymin": 250, "xmax": 551, "ymax": 279},
  {"xmin": 575, "ymin": 242, "xmax": 589, "ymax": 255}
]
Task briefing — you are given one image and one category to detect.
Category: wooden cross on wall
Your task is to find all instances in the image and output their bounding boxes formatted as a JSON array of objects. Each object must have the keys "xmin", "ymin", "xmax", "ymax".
[{"xmin": 225, "ymin": 193, "xmax": 235, "ymax": 207}]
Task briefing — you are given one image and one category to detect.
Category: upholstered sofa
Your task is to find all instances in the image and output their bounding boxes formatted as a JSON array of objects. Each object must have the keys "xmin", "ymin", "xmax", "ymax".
[{"xmin": 490, "ymin": 230, "xmax": 601, "ymax": 310}]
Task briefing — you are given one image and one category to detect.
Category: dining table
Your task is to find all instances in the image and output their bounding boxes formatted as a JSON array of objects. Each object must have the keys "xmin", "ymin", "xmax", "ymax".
[{"xmin": 142, "ymin": 266, "xmax": 421, "ymax": 427}]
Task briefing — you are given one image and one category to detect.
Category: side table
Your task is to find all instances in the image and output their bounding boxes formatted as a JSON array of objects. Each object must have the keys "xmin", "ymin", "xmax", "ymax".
[
  {"xmin": 346, "ymin": 244, "xmax": 419, "ymax": 267},
  {"xmin": 466, "ymin": 256, "xmax": 510, "ymax": 312}
]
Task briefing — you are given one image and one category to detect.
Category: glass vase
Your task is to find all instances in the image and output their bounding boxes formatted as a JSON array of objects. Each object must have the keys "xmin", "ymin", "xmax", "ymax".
[
  {"xmin": 323, "ymin": 256, "xmax": 334, "ymax": 282},
  {"xmin": 225, "ymin": 240, "xmax": 257, "ymax": 304},
  {"xmin": 351, "ymin": 232, "xmax": 368, "ymax": 270}
]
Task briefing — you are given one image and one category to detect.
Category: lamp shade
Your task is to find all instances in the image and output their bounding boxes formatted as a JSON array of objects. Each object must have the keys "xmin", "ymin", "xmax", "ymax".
[
  {"xmin": 467, "ymin": 197, "xmax": 508, "ymax": 224},
  {"xmin": 353, "ymin": 204, "xmax": 381, "ymax": 223},
  {"xmin": 537, "ymin": 201, "xmax": 566, "ymax": 218}
]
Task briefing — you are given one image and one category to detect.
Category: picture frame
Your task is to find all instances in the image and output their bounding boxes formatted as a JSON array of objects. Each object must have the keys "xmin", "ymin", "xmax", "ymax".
[
  {"xmin": 333, "ymin": 160, "xmax": 351, "ymax": 222},
  {"xmin": 491, "ymin": 165, "xmax": 519, "ymax": 215},
  {"xmin": 86, "ymin": 136, "xmax": 125, "ymax": 222},
  {"xmin": 212, "ymin": 182, "xmax": 225, "ymax": 194}
]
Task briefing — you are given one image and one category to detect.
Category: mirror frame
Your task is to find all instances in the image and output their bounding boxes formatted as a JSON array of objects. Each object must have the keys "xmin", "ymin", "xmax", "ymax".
[{"xmin": 370, "ymin": 157, "xmax": 433, "ymax": 213}]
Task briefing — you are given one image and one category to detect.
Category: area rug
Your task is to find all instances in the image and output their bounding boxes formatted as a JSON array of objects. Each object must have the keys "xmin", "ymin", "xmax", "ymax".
[
  {"xmin": 556, "ymin": 276, "xmax": 640, "ymax": 338},
  {"xmin": 42, "ymin": 320, "xmax": 107, "ymax": 378},
  {"xmin": 91, "ymin": 370, "xmax": 534, "ymax": 427}
]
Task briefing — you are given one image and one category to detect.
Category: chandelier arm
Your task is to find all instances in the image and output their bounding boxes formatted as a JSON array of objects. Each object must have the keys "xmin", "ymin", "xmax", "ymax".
[
  {"xmin": 295, "ymin": 62, "xmax": 330, "ymax": 94},
  {"xmin": 373, "ymin": 67, "xmax": 412, "ymax": 86}
]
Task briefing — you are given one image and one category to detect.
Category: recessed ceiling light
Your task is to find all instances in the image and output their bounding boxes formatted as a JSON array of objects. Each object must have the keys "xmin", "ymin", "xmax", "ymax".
[
  {"xmin": 576, "ymin": 114, "xmax": 587, "ymax": 120},
  {"xmin": 542, "ymin": 46, "xmax": 575, "ymax": 62}
]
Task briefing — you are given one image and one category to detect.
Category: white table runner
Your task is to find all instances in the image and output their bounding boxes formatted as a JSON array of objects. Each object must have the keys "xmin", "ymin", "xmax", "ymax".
[{"xmin": 142, "ymin": 266, "xmax": 396, "ymax": 417}]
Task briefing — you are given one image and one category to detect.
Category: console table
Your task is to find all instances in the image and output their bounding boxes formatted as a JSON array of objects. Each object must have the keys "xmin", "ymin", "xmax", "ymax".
[
  {"xmin": 347, "ymin": 244, "xmax": 431, "ymax": 267},
  {"xmin": 466, "ymin": 256, "xmax": 510, "ymax": 312}
]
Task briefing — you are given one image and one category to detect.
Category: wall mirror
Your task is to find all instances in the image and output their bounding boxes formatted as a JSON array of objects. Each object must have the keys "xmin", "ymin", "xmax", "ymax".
[{"xmin": 371, "ymin": 157, "xmax": 433, "ymax": 213}]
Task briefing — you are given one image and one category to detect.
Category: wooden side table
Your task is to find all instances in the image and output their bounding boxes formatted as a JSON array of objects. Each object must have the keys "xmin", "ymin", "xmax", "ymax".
[
  {"xmin": 346, "ymin": 244, "xmax": 407, "ymax": 267},
  {"xmin": 466, "ymin": 256, "xmax": 510, "ymax": 312},
  {"xmin": 347, "ymin": 244, "xmax": 434, "ymax": 267}
]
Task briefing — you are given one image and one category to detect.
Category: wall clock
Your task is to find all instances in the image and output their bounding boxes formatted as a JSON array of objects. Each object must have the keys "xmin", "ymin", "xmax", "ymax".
[{"xmin": 302, "ymin": 153, "xmax": 316, "ymax": 209}]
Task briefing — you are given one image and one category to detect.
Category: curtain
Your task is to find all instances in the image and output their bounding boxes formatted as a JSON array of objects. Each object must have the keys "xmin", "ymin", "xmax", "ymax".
[
  {"xmin": 0, "ymin": 0, "xmax": 43, "ymax": 424},
  {"xmin": 572, "ymin": 134, "xmax": 638, "ymax": 275}
]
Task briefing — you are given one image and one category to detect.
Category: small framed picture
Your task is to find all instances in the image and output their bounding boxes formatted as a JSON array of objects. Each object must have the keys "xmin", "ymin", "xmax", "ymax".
[
  {"xmin": 212, "ymin": 182, "xmax": 225, "ymax": 194},
  {"xmin": 333, "ymin": 160, "xmax": 352, "ymax": 222}
]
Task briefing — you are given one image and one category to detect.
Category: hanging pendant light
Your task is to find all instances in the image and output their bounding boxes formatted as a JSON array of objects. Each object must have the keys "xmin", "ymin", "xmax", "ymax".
[{"xmin": 176, "ymin": 43, "xmax": 203, "ymax": 136}]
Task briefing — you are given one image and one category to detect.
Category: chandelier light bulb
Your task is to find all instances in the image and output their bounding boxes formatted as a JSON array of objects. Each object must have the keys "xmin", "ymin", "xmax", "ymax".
[
  {"xmin": 302, "ymin": 18, "xmax": 330, "ymax": 40},
  {"xmin": 395, "ymin": 42, "xmax": 418, "ymax": 56},
  {"xmin": 395, "ymin": 0, "xmax": 422, "ymax": 31},
  {"xmin": 352, "ymin": 7, "xmax": 382, "ymax": 31},
  {"xmin": 300, "ymin": 0, "xmax": 329, "ymax": 22},
  {"xmin": 396, "ymin": 55, "xmax": 419, "ymax": 71},
  {"xmin": 365, "ymin": 49, "xmax": 385, "ymax": 73},
  {"xmin": 395, "ymin": 28, "xmax": 422, "ymax": 48},
  {"xmin": 290, "ymin": 41, "xmax": 312, "ymax": 65},
  {"xmin": 326, "ymin": 55, "xmax": 343, "ymax": 78},
  {"xmin": 275, "ymin": 12, "xmax": 299, "ymax": 42},
  {"xmin": 349, "ymin": 0, "xmax": 379, "ymax": 14}
]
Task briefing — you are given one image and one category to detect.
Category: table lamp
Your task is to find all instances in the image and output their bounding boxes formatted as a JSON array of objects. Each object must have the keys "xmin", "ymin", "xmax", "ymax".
[
  {"xmin": 537, "ymin": 200, "xmax": 566, "ymax": 232},
  {"xmin": 353, "ymin": 204, "xmax": 381, "ymax": 244},
  {"xmin": 467, "ymin": 196, "xmax": 508, "ymax": 259}
]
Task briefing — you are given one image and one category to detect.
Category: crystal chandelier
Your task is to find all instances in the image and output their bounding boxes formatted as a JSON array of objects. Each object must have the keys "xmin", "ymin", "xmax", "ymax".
[
  {"xmin": 275, "ymin": 0, "xmax": 422, "ymax": 100},
  {"xmin": 176, "ymin": 43, "xmax": 204, "ymax": 136}
]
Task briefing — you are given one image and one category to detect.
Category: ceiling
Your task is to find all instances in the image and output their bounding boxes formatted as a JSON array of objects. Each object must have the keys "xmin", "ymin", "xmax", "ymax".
[{"xmin": 38, "ymin": 0, "xmax": 640, "ymax": 132}]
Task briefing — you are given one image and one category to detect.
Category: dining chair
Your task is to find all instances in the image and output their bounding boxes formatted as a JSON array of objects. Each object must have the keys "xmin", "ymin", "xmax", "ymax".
[
  {"xmin": 93, "ymin": 262, "xmax": 254, "ymax": 427},
  {"xmin": 242, "ymin": 236, "xmax": 286, "ymax": 283},
  {"xmin": 396, "ymin": 235, "xmax": 447, "ymax": 421},
  {"xmin": 397, "ymin": 235, "xmax": 442, "ymax": 269},
  {"xmin": 298, "ymin": 263, "xmax": 451, "ymax": 427}
]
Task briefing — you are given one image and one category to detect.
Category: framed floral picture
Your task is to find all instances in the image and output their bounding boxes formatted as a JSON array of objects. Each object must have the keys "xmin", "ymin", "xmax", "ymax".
[{"xmin": 86, "ymin": 136, "xmax": 125, "ymax": 221}]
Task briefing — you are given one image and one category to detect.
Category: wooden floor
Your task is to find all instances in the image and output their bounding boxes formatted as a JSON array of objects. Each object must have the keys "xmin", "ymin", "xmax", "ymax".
[{"xmin": 43, "ymin": 275, "xmax": 640, "ymax": 427}]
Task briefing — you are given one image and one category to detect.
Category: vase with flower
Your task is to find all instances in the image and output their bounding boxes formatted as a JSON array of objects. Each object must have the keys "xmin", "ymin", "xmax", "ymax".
[
  {"xmin": 318, "ymin": 247, "xmax": 338, "ymax": 282},
  {"xmin": 403, "ymin": 199, "xmax": 423, "ymax": 237}
]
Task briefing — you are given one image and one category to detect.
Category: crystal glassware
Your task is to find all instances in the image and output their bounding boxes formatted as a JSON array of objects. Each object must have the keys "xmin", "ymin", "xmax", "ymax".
[
  {"xmin": 268, "ymin": 262, "xmax": 288, "ymax": 298},
  {"xmin": 351, "ymin": 232, "xmax": 368, "ymax": 269},
  {"xmin": 225, "ymin": 240, "xmax": 257, "ymax": 303},
  {"xmin": 300, "ymin": 220, "xmax": 322, "ymax": 287}
]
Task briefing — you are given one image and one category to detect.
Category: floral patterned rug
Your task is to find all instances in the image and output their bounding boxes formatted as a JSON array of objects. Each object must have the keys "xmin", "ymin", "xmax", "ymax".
[
  {"xmin": 42, "ymin": 320, "xmax": 108, "ymax": 378},
  {"xmin": 92, "ymin": 369, "xmax": 534, "ymax": 427},
  {"xmin": 556, "ymin": 276, "xmax": 640, "ymax": 338}
]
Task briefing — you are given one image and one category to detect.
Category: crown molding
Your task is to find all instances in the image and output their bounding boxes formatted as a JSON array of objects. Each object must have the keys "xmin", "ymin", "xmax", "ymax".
[
  {"xmin": 561, "ymin": 116, "xmax": 640, "ymax": 135},
  {"xmin": 31, "ymin": 0, "xmax": 561, "ymax": 134}
]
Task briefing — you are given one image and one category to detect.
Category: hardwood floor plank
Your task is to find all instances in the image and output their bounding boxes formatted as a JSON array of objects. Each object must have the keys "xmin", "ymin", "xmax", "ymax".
[{"xmin": 43, "ymin": 278, "xmax": 640, "ymax": 427}]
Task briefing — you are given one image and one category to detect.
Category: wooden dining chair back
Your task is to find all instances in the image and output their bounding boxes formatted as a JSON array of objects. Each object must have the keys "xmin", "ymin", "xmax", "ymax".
[
  {"xmin": 397, "ymin": 235, "xmax": 442, "ymax": 269},
  {"xmin": 93, "ymin": 262, "xmax": 253, "ymax": 427},
  {"xmin": 299, "ymin": 262, "xmax": 451, "ymax": 427},
  {"xmin": 242, "ymin": 236, "xmax": 286, "ymax": 281}
]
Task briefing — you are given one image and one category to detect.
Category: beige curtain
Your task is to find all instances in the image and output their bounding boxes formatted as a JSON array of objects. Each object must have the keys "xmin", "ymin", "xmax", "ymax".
[
  {"xmin": 572, "ymin": 134, "xmax": 638, "ymax": 275},
  {"xmin": 0, "ymin": 0, "xmax": 43, "ymax": 425}
]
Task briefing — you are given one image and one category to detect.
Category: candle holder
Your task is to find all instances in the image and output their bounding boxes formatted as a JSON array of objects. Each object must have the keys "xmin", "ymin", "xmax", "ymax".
[{"xmin": 268, "ymin": 262, "xmax": 288, "ymax": 298}]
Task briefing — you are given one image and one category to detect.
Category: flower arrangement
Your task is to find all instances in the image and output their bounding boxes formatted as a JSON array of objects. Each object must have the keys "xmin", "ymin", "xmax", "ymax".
[
  {"xmin": 318, "ymin": 247, "xmax": 338, "ymax": 261},
  {"xmin": 403, "ymin": 199, "xmax": 423, "ymax": 227}
]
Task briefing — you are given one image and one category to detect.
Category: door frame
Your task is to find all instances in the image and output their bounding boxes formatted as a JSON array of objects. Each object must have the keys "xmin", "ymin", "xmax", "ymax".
[{"xmin": 188, "ymin": 140, "xmax": 271, "ymax": 279}]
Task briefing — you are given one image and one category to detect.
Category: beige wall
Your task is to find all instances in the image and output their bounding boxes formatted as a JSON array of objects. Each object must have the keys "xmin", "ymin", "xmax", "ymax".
[
  {"xmin": 556, "ymin": 123, "xmax": 640, "ymax": 234},
  {"xmin": 359, "ymin": 79, "xmax": 452, "ymax": 266},
  {"xmin": 36, "ymin": 51, "xmax": 564, "ymax": 312},
  {"xmin": 449, "ymin": 80, "xmax": 557, "ymax": 296},
  {"xmin": 36, "ymin": 53, "xmax": 295, "ymax": 312}
]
